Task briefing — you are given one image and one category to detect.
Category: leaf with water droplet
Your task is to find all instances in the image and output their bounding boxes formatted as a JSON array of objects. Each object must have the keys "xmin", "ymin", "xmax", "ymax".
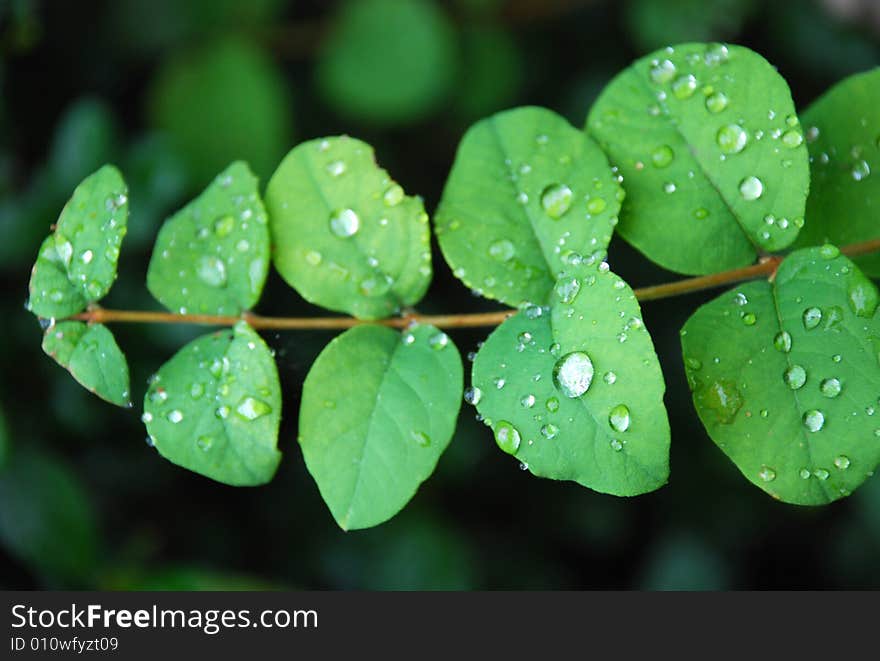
[
  {"xmin": 471, "ymin": 262, "xmax": 669, "ymax": 495},
  {"xmin": 587, "ymin": 43, "xmax": 809, "ymax": 274},
  {"xmin": 28, "ymin": 165, "xmax": 128, "ymax": 319},
  {"xmin": 266, "ymin": 136, "xmax": 432, "ymax": 320},
  {"xmin": 143, "ymin": 321, "xmax": 281, "ymax": 486},
  {"xmin": 793, "ymin": 68, "xmax": 880, "ymax": 276},
  {"xmin": 42, "ymin": 321, "xmax": 131, "ymax": 407},
  {"xmin": 681, "ymin": 246, "xmax": 880, "ymax": 504},
  {"xmin": 299, "ymin": 324, "xmax": 463, "ymax": 529},
  {"xmin": 147, "ymin": 161, "xmax": 269, "ymax": 316},
  {"xmin": 435, "ymin": 106, "xmax": 622, "ymax": 306}
]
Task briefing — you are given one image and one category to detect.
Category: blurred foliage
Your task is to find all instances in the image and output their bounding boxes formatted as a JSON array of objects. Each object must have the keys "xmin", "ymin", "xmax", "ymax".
[{"xmin": 1, "ymin": 0, "xmax": 879, "ymax": 590}]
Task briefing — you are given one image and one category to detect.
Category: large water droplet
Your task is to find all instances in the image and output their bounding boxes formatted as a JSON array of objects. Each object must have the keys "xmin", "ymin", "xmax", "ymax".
[
  {"xmin": 236, "ymin": 396, "xmax": 271, "ymax": 421},
  {"xmin": 489, "ymin": 239, "xmax": 516, "ymax": 261},
  {"xmin": 540, "ymin": 184, "xmax": 573, "ymax": 219},
  {"xmin": 672, "ymin": 74, "xmax": 697, "ymax": 99},
  {"xmin": 717, "ymin": 124, "xmax": 748, "ymax": 154},
  {"xmin": 552, "ymin": 351, "xmax": 594, "ymax": 398},
  {"xmin": 329, "ymin": 208, "xmax": 360, "ymax": 237},
  {"xmin": 803, "ymin": 409, "xmax": 825, "ymax": 432},
  {"xmin": 784, "ymin": 365, "xmax": 807, "ymax": 390},
  {"xmin": 739, "ymin": 176, "xmax": 763, "ymax": 200},
  {"xmin": 820, "ymin": 378, "xmax": 842, "ymax": 398},
  {"xmin": 773, "ymin": 331, "xmax": 792, "ymax": 353},
  {"xmin": 802, "ymin": 307, "xmax": 822, "ymax": 330},
  {"xmin": 464, "ymin": 386, "xmax": 482, "ymax": 405},
  {"xmin": 494, "ymin": 420, "xmax": 521, "ymax": 454},
  {"xmin": 847, "ymin": 272, "xmax": 879, "ymax": 318},
  {"xmin": 650, "ymin": 59, "xmax": 677, "ymax": 83},
  {"xmin": 651, "ymin": 145, "xmax": 674, "ymax": 168},
  {"xmin": 555, "ymin": 277, "xmax": 581, "ymax": 304},
  {"xmin": 609, "ymin": 404, "xmax": 631, "ymax": 432},
  {"xmin": 705, "ymin": 92, "xmax": 729, "ymax": 113},
  {"xmin": 834, "ymin": 455, "xmax": 851, "ymax": 470},
  {"xmin": 196, "ymin": 256, "xmax": 228, "ymax": 287}
]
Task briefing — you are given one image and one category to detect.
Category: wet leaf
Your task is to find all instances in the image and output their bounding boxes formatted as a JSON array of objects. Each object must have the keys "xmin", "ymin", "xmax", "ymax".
[
  {"xmin": 588, "ymin": 43, "xmax": 809, "ymax": 274},
  {"xmin": 143, "ymin": 321, "xmax": 282, "ymax": 486},
  {"xmin": 436, "ymin": 106, "xmax": 622, "ymax": 307},
  {"xmin": 299, "ymin": 324, "xmax": 463, "ymax": 530},
  {"xmin": 471, "ymin": 262, "xmax": 670, "ymax": 495},
  {"xmin": 147, "ymin": 161, "xmax": 270, "ymax": 316},
  {"xmin": 681, "ymin": 246, "xmax": 880, "ymax": 504},
  {"xmin": 27, "ymin": 165, "xmax": 128, "ymax": 319},
  {"xmin": 42, "ymin": 321, "xmax": 131, "ymax": 407},
  {"xmin": 794, "ymin": 68, "xmax": 880, "ymax": 276},
  {"xmin": 266, "ymin": 136, "xmax": 432, "ymax": 320}
]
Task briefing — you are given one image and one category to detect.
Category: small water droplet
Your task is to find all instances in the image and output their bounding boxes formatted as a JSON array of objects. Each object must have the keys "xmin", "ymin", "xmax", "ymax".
[
  {"xmin": 464, "ymin": 386, "xmax": 482, "ymax": 405},
  {"xmin": 672, "ymin": 74, "xmax": 697, "ymax": 99},
  {"xmin": 610, "ymin": 439, "xmax": 623, "ymax": 451},
  {"xmin": 834, "ymin": 455, "xmax": 850, "ymax": 470},
  {"xmin": 781, "ymin": 130, "xmax": 803, "ymax": 148},
  {"xmin": 541, "ymin": 423, "xmax": 559, "ymax": 439},
  {"xmin": 167, "ymin": 410, "xmax": 183, "ymax": 424},
  {"xmin": 545, "ymin": 397, "xmax": 559, "ymax": 412},
  {"xmin": 820, "ymin": 378, "xmax": 842, "ymax": 398},
  {"xmin": 603, "ymin": 371, "xmax": 617, "ymax": 384},
  {"xmin": 326, "ymin": 160, "xmax": 346, "ymax": 177},
  {"xmin": 236, "ymin": 396, "xmax": 271, "ymax": 421},
  {"xmin": 705, "ymin": 92, "xmax": 729, "ymax": 113},
  {"xmin": 429, "ymin": 332, "xmax": 449, "ymax": 350},
  {"xmin": 717, "ymin": 124, "xmax": 748, "ymax": 154},
  {"xmin": 650, "ymin": 59, "xmax": 677, "ymax": 83},
  {"xmin": 774, "ymin": 331, "xmax": 792, "ymax": 352},
  {"xmin": 851, "ymin": 160, "xmax": 871, "ymax": 182},
  {"xmin": 214, "ymin": 215, "xmax": 235, "ymax": 237},
  {"xmin": 305, "ymin": 250, "xmax": 323, "ymax": 266},
  {"xmin": 609, "ymin": 404, "xmax": 631, "ymax": 432},
  {"xmin": 411, "ymin": 430, "xmax": 431, "ymax": 447},
  {"xmin": 540, "ymin": 184, "xmax": 573, "ymax": 219},
  {"xmin": 651, "ymin": 145, "xmax": 674, "ymax": 168},
  {"xmin": 758, "ymin": 466, "xmax": 776, "ymax": 482},
  {"xmin": 803, "ymin": 307, "xmax": 822, "ymax": 330},
  {"xmin": 196, "ymin": 256, "xmax": 227, "ymax": 287},
  {"xmin": 555, "ymin": 277, "xmax": 581, "ymax": 304},
  {"xmin": 742, "ymin": 312, "xmax": 757, "ymax": 326},
  {"xmin": 383, "ymin": 184, "xmax": 404, "ymax": 207},
  {"xmin": 489, "ymin": 239, "xmax": 516, "ymax": 262},
  {"xmin": 197, "ymin": 435, "xmax": 213, "ymax": 451},
  {"xmin": 586, "ymin": 197, "xmax": 607, "ymax": 214}
]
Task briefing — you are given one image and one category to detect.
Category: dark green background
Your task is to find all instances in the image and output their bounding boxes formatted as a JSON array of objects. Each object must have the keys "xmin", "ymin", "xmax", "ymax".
[{"xmin": 1, "ymin": 0, "xmax": 879, "ymax": 590}]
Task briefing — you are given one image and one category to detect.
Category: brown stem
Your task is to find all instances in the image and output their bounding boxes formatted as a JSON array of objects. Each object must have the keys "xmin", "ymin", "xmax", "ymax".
[{"xmin": 67, "ymin": 238, "xmax": 880, "ymax": 330}]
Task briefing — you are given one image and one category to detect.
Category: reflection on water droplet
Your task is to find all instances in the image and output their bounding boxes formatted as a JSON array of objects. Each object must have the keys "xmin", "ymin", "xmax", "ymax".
[
  {"xmin": 494, "ymin": 420, "xmax": 521, "ymax": 454},
  {"xmin": 540, "ymin": 184, "xmax": 573, "ymax": 219},
  {"xmin": 851, "ymin": 160, "xmax": 871, "ymax": 182},
  {"xmin": 552, "ymin": 351, "xmax": 594, "ymax": 398},
  {"xmin": 329, "ymin": 208, "xmax": 360, "ymax": 237},
  {"xmin": 803, "ymin": 409, "xmax": 825, "ymax": 432},
  {"xmin": 429, "ymin": 332, "xmax": 449, "ymax": 350}
]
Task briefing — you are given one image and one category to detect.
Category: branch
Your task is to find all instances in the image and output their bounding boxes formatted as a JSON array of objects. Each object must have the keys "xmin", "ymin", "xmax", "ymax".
[{"xmin": 68, "ymin": 238, "xmax": 880, "ymax": 330}]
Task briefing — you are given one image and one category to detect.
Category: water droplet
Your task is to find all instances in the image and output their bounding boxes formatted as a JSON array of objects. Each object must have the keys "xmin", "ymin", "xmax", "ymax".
[
  {"xmin": 803, "ymin": 307, "xmax": 822, "ymax": 330},
  {"xmin": 197, "ymin": 435, "xmax": 213, "ymax": 451},
  {"xmin": 847, "ymin": 272, "xmax": 879, "ymax": 318},
  {"xmin": 705, "ymin": 92, "xmax": 729, "ymax": 113},
  {"xmin": 167, "ymin": 410, "xmax": 183, "ymax": 424},
  {"xmin": 555, "ymin": 277, "xmax": 581, "ymax": 304},
  {"xmin": 819, "ymin": 244, "xmax": 840, "ymax": 259},
  {"xmin": 742, "ymin": 312, "xmax": 756, "ymax": 326},
  {"xmin": 81, "ymin": 249, "xmax": 94, "ymax": 264},
  {"xmin": 55, "ymin": 238, "xmax": 73, "ymax": 266},
  {"xmin": 663, "ymin": 182, "xmax": 677, "ymax": 194},
  {"xmin": 697, "ymin": 379, "xmax": 743, "ymax": 423},
  {"xmin": 814, "ymin": 468, "xmax": 830, "ymax": 480},
  {"xmin": 545, "ymin": 397, "xmax": 559, "ymax": 412},
  {"xmin": 781, "ymin": 130, "xmax": 803, "ymax": 148},
  {"xmin": 411, "ymin": 430, "xmax": 431, "ymax": 447},
  {"xmin": 552, "ymin": 351, "xmax": 594, "ymax": 398},
  {"xmin": 693, "ymin": 207, "xmax": 709, "ymax": 219},
  {"xmin": 773, "ymin": 331, "xmax": 792, "ymax": 353},
  {"xmin": 610, "ymin": 439, "xmax": 623, "ymax": 451},
  {"xmin": 464, "ymin": 387, "xmax": 482, "ymax": 405},
  {"xmin": 236, "ymin": 396, "xmax": 271, "ymax": 420},
  {"xmin": 329, "ymin": 208, "xmax": 360, "ymax": 237},
  {"xmin": 834, "ymin": 455, "xmax": 850, "ymax": 470},
  {"xmin": 214, "ymin": 215, "xmax": 235, "ymax": 238},
  {"xmin": 851, "ymin": 160, "xmax": 871, "ymax": 182},
  {"xmin": 651, "ymin": 145, "xmax": 674, "ymax": 168},
  {"xmin": 429, "ymin": 332, "xmax": 449, "ymax": 350},
  {"xmin": 609, "ymin": 404, "xmax": 631, "ymax": 432},
  {"xmin": 305, "ymin": 250, "xmax": 322, "ymax": 266},
  {"xmin": 520, "ymin": 394, "xmax": 536, "ymax": 409},
  {"xmin": 540, "ymin": 184, "xmax": 573, "ymax": 219},
  {"xmin": 739, "ymin": 176, "xmax": 763, "ymax": 200},
  {"xmin": 384, "ymin": 184, "xmax": 404, "ymax": 207},
  {"xmin": 215, "ymin": 406, "xmax": 230, "ymax": 419},
  {"xmin": 672, "ymin": 74, "xmax": 697, "ymax": 99},
  {"xmin": 493, "ymin": 377, "xmax": 506, "ymax": 390},
  {"xmin": 803, "ymin": 409, "xmax": 825, "ymax": 432},
  {"xmin": 717, "ymin": 124, "xmax": 748, "ymax": 154},
  {"xmin": 494, "ymin": 420, "xmax": 521, "ymax": 454},
  {"xmin": 190, "ymin": 383, "xmax": 204, "ymax": 399},
  {"xmin": 489, "ymin": 239, "xmax": 516, "ymax": 262},
  {"xmin": 586, "ymin": 197, "xmax": 607, "ymax": 214},
  {"xmin": 326, "ymin": 160, "xmax": 346, "ymax": 177},
  {"xmin": 141, "ymin": 412, "xmax": 153, "ymax": 423},
  {"xmin": 758, "ymin": 466, "xmax": 776, "ymax": 482},
  {"xmin": 650, "ymin": 59, "xmax": 676, "ymax": 83},
  {"xmin": 784, "ymin": 365, "xmax": 807, "ymax": 390},
  {"xmin": 541, "ymin": 423, "xmax": 559, "ymax": 439},
  {"xmin": 820, "ymin": 378, "xmax": 842, "ymax": 398},
  {"xmin": 604, "ymin": 371, "xmax": 617, "ymax": 384},
  {"xmin": 196, "ymin": 256, "xmax": 227, "ymax": 287}
]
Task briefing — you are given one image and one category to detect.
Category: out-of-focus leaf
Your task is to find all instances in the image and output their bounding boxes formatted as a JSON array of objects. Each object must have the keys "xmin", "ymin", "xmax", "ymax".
[
  {"xmin": 624, "ymin": 0, "xmax": 756, "ymax": 53},
  {"xmin": 48, "ymin": 98, "xmax": 120, "ymax": 193},
  {"xmin": 454, "ymin": 26, "xmax": 523, "ymax": 121}
]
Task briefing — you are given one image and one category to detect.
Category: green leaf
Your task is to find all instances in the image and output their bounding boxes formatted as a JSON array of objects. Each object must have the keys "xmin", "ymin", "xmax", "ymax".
[
  {"xmin": 587, "ymin": 43, "xmax": 810, "ymax": 275},
  {"xmin": 317, "ymin": 0, "xmax": 456, "ymax": 125},
  {"xmin": 681, "ymin": 245, "xmax": 880, "ymax": 504},
  {"xmin": 147, "ymin": 161, "xmax": 270, "ymax": 316},
  {"xmin": 793, "ymin": 68, "xmax": 880, "ymax": 276},
  {"xmin": 27, "ymin": 165, "xmax": 128, "ymax": 319},
  {"xmin": 148, "ymin": 37, "xmax": 293, "ymax": 182},
  {"xmin": 42, "ymin": 321, "xmax": 131, "ymax": 407},
  {"xmin": 299, "ymin": 324, "xmax": 463, "ymax": 530},
  {"xmin": 0, "ymin": 450, "xmax": 99, "ymax": 584},
  {"xmin": 266, "ymin": 136, "xmax": 432, "ymax": 320},
  {"xmin": 471, "ymin": 263, "xmax": 670, "ymax": 496},
  {"xmin": 436, "ymin": 106, "xmax": 622, "ymax": 307},
  {"xmin": 143, "ymin": 321, "xmax": 282, "ymax": 486}
]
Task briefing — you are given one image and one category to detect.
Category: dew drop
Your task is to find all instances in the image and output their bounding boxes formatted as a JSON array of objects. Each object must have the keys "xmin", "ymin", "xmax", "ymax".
[
  {"xmin": 167, "ymin": 410, "xmax": 183, "ymax": 424},
  {"xmin": 717, "ymin": 124, "xmax": 748, "ymax": 154},
  {"xmin": 305, "ymin": 250, "xmax": 323, "ymax": 266},
  {"xmin": 236, "ymin": 396, "xmax": 271, "ymax": 420},
  {"xmin": 783, "ymin": 365, "xmax": 807, "ymax": 390},
  {"xmin": 488, "ymin": 239, "xmax": 516, "ymax": 262},
  {"xmin": 197, "ymin": 435, "xmax": 213, "ymax": 451},
  {"xmin": 610, "ymin": 439, "xmax": 623, "ymax": 452},
  {"xmin": 851, "ymin": 160, "xmax": 871, "ymax": 182},
  {"xmin": 603, "ymin": 371, "xmax": 617, "ymax": 384},
  {"xmin": 834, "ymin": 455, "xmax": 851, "ymax": 470},
  {"xmin": 803, "ymin": 409, "xmax": 825, "ymax": 432},
  {"xmin": 411, "ymin": 430, "xmax": 431, "ymax": 447},
  {"xmin": 758, "ymin": 466, "xmax": 776, "ymax": 482},
  {"xmin": 429, "ymin": 332, "xmax": 449, "ymax": 350},
  {"xmin": 383, "ymin": 184, "xmax": 404, "ymax": 207},
  {"xmin": 521, "ymin": 394, "xmax": 536, "ymax": 409},
  {"xmin": 651, "ymin": 145, "xmax": 674, "ymax": 168},
  {"xmin": 705, "ymin": 92, "xmax": 729, "ymax": 113},
  {"xmin": 609, "ymin": 404, "xmax": 631, "ymax": 432},
  {"xmin": 555, "ymin": 277, "xmax": 581, "ymax": 304},
  {"xmin": 196, "ymin": 256, "xmax": 227, "ymax": 287},
  {"xmin": 464, "ymin": 386, "xmax": 482, "ymax": 405},
  {"xmin": 802, "ymin": 307, "xmax": 822, "ymax": 330},
  {"xmin": 586, "ymin": 197, "xmax": 607, "ymax": 214},
  {"xmin": 541, "ymin": 423, "xmax": 559, "ymax": 440},
  {"xmin": 540, "ymin": 184, "xmax": 573, "ymax": 219},
  {"xmin": 781, "ymin": 130, "xmax": 803, "ymax": 148},
  {"xmin": 552, "ymin": 351, "xmax": 594, "ymax": 398},
  {"xmin": 329, "ymin": 208, "xmax": 360, "ymax": 237},
  {"xmin": 773, "ymin": 331, "xmax": 792, "ymax": 353},
  {"xmin": 214, "ymin": 215, "xmax": 235, "ymax": 238},
  {"xmin": 545, "ymin": 397, "xmax": 560, "ymax": 412},
  {"xmin": 672, "ymin": 74, "xmax": 697, "ymax": 99},
  {"xmin": 739, "ymin": 176, "xmax": 763, "ymax": 200},
  {"xmin": 494, "ymin": 420, "xmax": 521, "ymax": 454},
  {"xmin": 650, "ymin": 59, "xmax": 676, "ymax": 83}
]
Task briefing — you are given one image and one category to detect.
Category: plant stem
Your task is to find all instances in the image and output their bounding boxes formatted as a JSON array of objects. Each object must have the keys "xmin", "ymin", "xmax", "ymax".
[{"xmin": 68, "ymin": 238, "xmax": 880, "ymax": 331}]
